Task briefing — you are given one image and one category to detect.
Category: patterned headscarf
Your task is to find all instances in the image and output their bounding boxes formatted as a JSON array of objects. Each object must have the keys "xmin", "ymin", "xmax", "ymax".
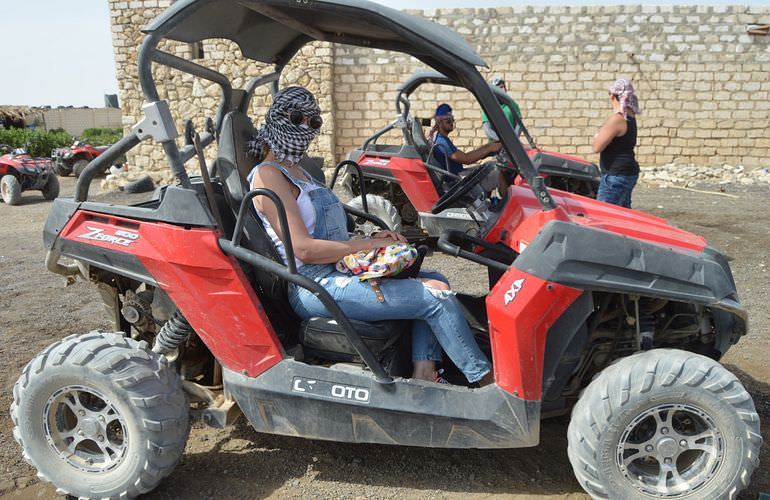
[
  {"xmin": 608, "ymin": 78, "xmax": 640, "ymax": 119},
  {"xmin": 247, "ymin": 86, "xmax": 322, "ymax": 165}
]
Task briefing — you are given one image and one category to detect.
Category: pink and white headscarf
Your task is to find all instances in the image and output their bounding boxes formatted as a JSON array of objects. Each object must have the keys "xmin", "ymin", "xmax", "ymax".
[{"xmin": 608, "ymin": 79, "xmax": 640, "ymax": 118}]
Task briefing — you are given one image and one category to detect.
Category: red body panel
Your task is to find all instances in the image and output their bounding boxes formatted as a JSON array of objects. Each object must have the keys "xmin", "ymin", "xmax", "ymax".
[
  {"xmin": 486, "ymin": 185, "xmax": 707, "ymax": 254},
  {"xmin": 0, "ymin": 153, "xmax": 53, "ymax": 174},
  {"xmin": 356, "ymin": 153, "xmax": 439, "ymax": 211},
  {"xmin": 71, "ymin": 144, "xmax": 102, "ymax": 159},
  {"xmin": 59, "ymin": 210, "xmax": 284, "ymax": 376},
  {"xmin": 487, "ymin": 269, "xmax": 582, "ymax": 400}
]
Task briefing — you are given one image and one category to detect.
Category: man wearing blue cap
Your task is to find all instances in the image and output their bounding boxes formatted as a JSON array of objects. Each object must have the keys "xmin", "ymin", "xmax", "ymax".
[{"xmin": 429, "ymin": 103, "xmax": 502, "ymax": 177}]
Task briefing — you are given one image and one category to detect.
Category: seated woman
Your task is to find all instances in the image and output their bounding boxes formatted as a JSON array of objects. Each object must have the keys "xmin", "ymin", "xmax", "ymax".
[{"xmin": 247, "ymin": 87, "xmax": 492, "ymax": 385}]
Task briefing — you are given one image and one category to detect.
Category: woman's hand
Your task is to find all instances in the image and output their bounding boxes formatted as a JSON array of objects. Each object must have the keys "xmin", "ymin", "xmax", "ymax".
[{"xmin": 372, "ymin": 230, "xmax": 407, "ymax": 244}]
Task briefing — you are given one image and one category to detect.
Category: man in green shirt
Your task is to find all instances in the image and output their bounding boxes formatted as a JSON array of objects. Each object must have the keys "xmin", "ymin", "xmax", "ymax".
[{"xmin": 481, "ymin": 77, "xmax": 522, "ymax": 141}]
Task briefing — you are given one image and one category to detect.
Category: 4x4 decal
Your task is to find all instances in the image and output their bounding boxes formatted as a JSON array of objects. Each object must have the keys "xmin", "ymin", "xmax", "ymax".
[{"xmin": 504, "ymin": 278, "xmax": 525, "ymax": 306}]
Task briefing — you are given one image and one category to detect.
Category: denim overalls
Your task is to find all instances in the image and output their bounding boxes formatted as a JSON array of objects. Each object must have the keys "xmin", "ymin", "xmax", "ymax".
[{"xmin": 250, "ymin": 162, "xmax": 491, "ymax": 383}]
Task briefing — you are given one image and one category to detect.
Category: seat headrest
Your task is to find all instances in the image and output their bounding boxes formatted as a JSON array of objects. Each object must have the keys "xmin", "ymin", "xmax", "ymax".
[
  {"xmin": 410, "ymin": 117, "xmax": 430, "ymax": 160},
  {"xmin": 217, "ymin": 111, "xmax": 259, "ymax": 204}
]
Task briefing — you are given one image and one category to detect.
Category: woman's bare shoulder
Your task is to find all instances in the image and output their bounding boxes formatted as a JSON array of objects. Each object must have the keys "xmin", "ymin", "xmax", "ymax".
[
  {"xmin": 250, "ymin": 162, "xmax": 287, "ymax": 187},
  {"xmin": 606, "ymin": 113, "xmax": 627, "ymax": 132}
]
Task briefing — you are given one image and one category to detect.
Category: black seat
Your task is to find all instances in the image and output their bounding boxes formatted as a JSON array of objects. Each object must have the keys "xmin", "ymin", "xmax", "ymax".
[
  {"xmin": 403, "ymin": 116, "xmax": 447, "ymax": 193},
  {"xmin": 409, "ymin": 116, "xmax": 431, "ymax": 161},
  {"xmin": 214, "ymin": 111, "xmax": 407, "ymax": 368},
  {"xmin": 216, "ymin": 111, "xmax": 326, "ymax": 196},
  {"xmin": 215, "ymin": 111, "xmax": 258, "ymax": 205}
]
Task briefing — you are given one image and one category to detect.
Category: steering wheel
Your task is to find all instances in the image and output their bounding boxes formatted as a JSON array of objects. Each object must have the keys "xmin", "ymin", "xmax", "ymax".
[{"xmin": 430, "ymin": 161, "xmax": 495, "ymax": 214}]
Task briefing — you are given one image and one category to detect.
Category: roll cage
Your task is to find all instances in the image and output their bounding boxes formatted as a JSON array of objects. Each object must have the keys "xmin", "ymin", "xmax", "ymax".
[
  {"xmin": 65, "ymin": 0, "xmax": 560, "ymax": 383},
  {"xmin": 394, "ymin": 69, "xmax": 537, "ymax": 149},
  {"xmin": 75, "ymin": 0, "xmax": 555, "ymax": 210}
]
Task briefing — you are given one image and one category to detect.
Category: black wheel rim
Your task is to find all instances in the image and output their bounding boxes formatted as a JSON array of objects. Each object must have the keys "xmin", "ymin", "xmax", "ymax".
[
  {"xmin": 44, "ymin": 385, "xmax": 128, "ymax": 473},
  {"xmin": 616, "ymin": 403, "xmax": 724, "ymax": 497}
]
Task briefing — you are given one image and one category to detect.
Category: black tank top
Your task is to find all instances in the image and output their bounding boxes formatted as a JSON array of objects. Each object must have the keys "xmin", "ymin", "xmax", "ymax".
[{"xmin": 600, "ymin": 116, "xmax": 639, "ymax": 176}]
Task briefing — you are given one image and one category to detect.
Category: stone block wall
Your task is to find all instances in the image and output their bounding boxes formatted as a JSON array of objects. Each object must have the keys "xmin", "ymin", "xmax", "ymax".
[
  {"xmin": 108, "ymin": 0, "xmax": 334, "ymax": 184},
  {"xmin": 109, "ymin": 2, "xmax": 770, "ymax": 182},
  {"xmin": 335, "ymin": 5, "xmax": 770, "ymax": 168}
]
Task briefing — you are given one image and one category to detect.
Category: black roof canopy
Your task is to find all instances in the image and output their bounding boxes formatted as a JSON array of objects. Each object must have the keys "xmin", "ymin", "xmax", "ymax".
[{"xmin": 143, "ymin": 0, "xmax": 487, "ymax": 71}]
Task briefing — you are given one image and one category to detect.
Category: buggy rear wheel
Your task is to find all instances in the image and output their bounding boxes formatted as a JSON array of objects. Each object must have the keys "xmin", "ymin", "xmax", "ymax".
[
  {"xmin": 10, "ymin": 332, "xmax": 189, "ymax": 499},
  {"xmin": 348, "ymin": 194, "xmax": 402, "ymax": 234},
  {"xmin": 1, "ymin": 174, "xmax": 21, "ymax": 205},
  {"xmin": 42, "ymin": 174, "xmax": 60, "ymax": 200},
  {"xmin": 567, "ymin": 349, "xmax": 761, "ymax": 499}
]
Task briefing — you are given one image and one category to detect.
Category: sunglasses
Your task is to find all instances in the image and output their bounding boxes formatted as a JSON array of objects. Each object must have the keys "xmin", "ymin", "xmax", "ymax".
[{"xmin": 286, "ymin": 110, "xmax": 323, "ymax": 130}]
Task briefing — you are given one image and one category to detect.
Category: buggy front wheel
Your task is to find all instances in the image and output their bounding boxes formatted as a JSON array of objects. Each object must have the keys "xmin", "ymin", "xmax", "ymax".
[
  {"xmin": 42, "ymin": 174, "xmax": 60, "ymax": 200},
  {"xmin": 567, "ymin": 349, "xmax": 761, "ymax": 499},
  {"xmin": 72, "ymin": 159, "xmax": 90, "ymax": 177},
  {"xmin": 1, "ymin": 175, "xmax": 21, "ymax": 205},
  {"xmin": 10, "ymin": 332, "xmax": 189, "ymax": 499},
  {"xmin": 53, "ymin": 162, "xmax": 73, "ymax": 176}
]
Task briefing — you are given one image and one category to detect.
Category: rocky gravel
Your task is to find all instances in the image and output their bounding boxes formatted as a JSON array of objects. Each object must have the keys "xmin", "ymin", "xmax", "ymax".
[
  {"xmin": 641, "ymin": 163, "xmax": 770, "ymax": 188},
  {"xmin": 0, "ymin": 175, "xmax": 767, "ymax": 499}
]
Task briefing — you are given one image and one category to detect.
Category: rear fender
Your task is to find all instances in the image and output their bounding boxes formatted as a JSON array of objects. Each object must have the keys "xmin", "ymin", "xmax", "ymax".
[
  {"xmin": 356, "ymin": 152, "xmax": 438, "ymax": 211},
  {"xmin": 73, "ymin": 152, "xmax": 94, "ymax": 162},
  {"xmin": 55, "ymin": 208, "xmax": 285, "ymax": 377}
]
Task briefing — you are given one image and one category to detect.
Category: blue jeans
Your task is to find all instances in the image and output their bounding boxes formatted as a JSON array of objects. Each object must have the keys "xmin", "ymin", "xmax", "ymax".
[
  {"xmin": 251, "ymin": 161, "xmax": 490, "ymax": 382},
  {"xmin": 597, "ymin": 174, "xmax": 638, "ymax": 208},
  {"xmin": 289, "ymin": 267, "xmax": 491, "ymax": 383}
]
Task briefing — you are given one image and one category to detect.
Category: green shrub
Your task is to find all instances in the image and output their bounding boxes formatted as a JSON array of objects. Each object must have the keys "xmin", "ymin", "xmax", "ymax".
[
  {"xmin": 0, "ymin": 127, "xmax": 29, "ymax": 149},
  {"xmin": 28, "ymin": 129, "xmax": 72, "ymax": 156},
  {"xmin": 0, "ymin": 127, "xmax": 72, "ymax": 157},
  {"xmin": 79, "ymin": 127, "xmax": 123, "ymax": 146},
  {"xmin": 0, "ymin": 126, "xmax": 124, "ymax": 156}
]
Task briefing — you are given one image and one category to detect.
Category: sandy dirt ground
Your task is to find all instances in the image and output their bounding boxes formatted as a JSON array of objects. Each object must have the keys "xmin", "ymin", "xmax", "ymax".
[{"xmin": 0, "ymin": 176, "xmax": 767, "ymax": 499}]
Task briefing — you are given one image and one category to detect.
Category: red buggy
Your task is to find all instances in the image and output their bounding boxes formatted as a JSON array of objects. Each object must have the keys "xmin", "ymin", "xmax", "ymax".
[
  {"xmin": 344, "ymin": 70, "xmax": 602, "ymax": 239},
  {"xmin": 11, "ymin": 1, "xmax": 760, "ymax": 499}
]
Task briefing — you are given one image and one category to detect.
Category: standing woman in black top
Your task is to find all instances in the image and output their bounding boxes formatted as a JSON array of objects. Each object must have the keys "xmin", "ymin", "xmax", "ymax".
[{"xmin": 592, "ymin": 79, "xmax": 641, "ymax": 208}]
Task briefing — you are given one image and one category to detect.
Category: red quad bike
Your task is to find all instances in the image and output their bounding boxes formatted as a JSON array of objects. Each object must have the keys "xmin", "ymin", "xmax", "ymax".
[
  {"xmin": 0, "ymin": 147, "xmax": 59, "ymax": 205},
  {"xmin": 344, "ymin": 70, "xmax": 601, "ymax": 239},
  {"xmin": 11, "ymin": 1, "xmax": 760, "ymax": 499},
  {"xmin": 52, "ymin": 140, "xmax": 113, "ymax": 177}
]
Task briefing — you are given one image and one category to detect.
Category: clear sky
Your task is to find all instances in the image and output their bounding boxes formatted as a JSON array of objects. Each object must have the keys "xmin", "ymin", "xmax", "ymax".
[{"xmin": 1, "ymin": 0, "xmax": 766, "ymax": 107}]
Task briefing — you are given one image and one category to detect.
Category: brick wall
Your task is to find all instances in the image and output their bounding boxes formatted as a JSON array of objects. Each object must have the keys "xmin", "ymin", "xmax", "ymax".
[
  {"xmin": 108, "ymin": 0, "xmax": 334, "ymax": 184},
  {"xmin": 109, "ymin": 3, "xmax": 770, "ymax": 183},
  {"xmin": 335, "ymin": 5, "xmax": 770, "ymax": 169}
]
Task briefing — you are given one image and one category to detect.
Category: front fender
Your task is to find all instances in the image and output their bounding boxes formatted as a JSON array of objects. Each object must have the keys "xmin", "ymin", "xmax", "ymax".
[{"xmin": 514, "ymin": 220, "xmax": 739, "ymax": 305}]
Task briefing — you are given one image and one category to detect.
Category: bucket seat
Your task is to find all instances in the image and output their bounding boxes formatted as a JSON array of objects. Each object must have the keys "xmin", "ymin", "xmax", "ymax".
[{"xmin": 214, "ymin": 111, "xmax": 408, "ymax": 370}]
